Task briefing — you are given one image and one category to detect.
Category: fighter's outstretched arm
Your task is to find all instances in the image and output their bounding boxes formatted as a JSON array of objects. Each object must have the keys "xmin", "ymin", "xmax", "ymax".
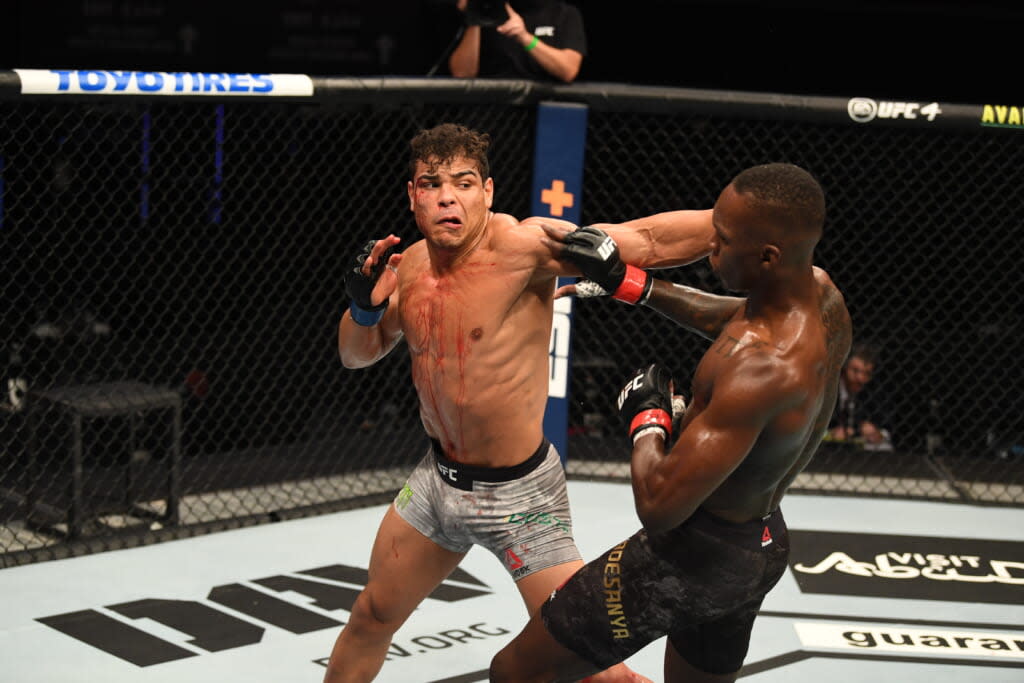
[
  {"xmin": 541, "ymin": 222, "xmax": 743, "ymax": 338},
  {"xmin": 589, "ymin": 209, "xmax": 714, "ymax": 269}
]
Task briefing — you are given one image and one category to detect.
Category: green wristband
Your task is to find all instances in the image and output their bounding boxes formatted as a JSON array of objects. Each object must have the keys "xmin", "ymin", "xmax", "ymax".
[{"xmin": 524, "ymin": 35, "xmax": 539, "ymax": 52}]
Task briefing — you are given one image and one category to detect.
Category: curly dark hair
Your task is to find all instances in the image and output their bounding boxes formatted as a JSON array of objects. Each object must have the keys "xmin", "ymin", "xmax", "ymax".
[{"xmin": 408, "ymin": 123, "xmax": 491, "ymax": 180}]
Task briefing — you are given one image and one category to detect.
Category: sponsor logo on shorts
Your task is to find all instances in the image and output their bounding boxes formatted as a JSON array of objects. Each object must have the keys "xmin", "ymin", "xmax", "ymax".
[
  {"xmin": 395, "ymin": 484, "xmax": 414, "ymax": 510},
  {"xmin": 762, "ymin": 525, "xmax": 773, "ymax": 547},
  {"xmin": 436, "ymin": 462, "xmax": 459, "ymax": 483},
  {"xmin": 505, "ymin": 548, "xmax": 524, "ymax": 570},
  {"xmin": 504, "ymin": 548, "xmax": 531, "ymax": 578},
  {"xmin": 511, "ymin": 565, "xmax": 532, "ymax": 579},
  {"xmin": 604, "ymin": 539, "xmax": 630, "ymax": 639},
  {"xmin": 505, "ymin": 511, "xmax": 570, "ymax": 534}
]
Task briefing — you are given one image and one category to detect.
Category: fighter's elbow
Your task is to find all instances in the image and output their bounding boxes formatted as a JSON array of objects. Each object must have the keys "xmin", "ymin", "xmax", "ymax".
[
  {"xmin": 636, "ymin": 497, "xmax": 694, "ymax": 535},
  {"xmin": 338, "ymin": 345, "xmax": 370, "ymax": 370},
  {"xmin": 343, "ymin": 353, "xmax": 380, "ymax": 370},
  {"xmin": 638, "ymin": 515, "xmax": 673, "ymax": 536},
  {"xmin": 635, "ymin": 503, "xmax": 675, "ymax": 535}
]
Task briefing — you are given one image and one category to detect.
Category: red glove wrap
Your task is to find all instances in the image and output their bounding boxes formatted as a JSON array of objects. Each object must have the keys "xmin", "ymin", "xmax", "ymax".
[
  {"xmin": 612, "ymin": 264, "xmax": 652, "ymax": 305},
  {"xmin": 629, "ymin": 408, "xmax": 672, "ymax": 440}
]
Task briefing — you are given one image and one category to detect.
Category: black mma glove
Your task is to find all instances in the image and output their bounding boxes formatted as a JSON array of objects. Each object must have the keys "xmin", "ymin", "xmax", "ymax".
[
  {"xmin": 345, "ymin": 239, "xmax": 392, "ymax": 326},
  {"xmin": 561, "ymin": 226, "xmax": 652, "ymax": 305},
  {"xmin": 617, "ymin": 364, "xmax": 674, "ymax": 443}
]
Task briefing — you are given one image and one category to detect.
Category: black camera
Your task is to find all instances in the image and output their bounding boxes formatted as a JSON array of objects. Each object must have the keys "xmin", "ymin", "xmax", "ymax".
[{"xmin": 465, "ymin": 0, "xmax": 509, "ymax": 27}]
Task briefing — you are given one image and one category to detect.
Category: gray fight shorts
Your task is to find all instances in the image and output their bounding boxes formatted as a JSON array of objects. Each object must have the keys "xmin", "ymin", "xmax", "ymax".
[{"xmin": 393, "ymin": 438, "xmax": 582, "ymax": 580}]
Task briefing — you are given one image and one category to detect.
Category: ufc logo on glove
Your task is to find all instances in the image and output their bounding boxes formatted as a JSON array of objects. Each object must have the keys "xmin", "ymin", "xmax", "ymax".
[{"xmin": 617, "ymin": 376, "xmax": 646, "ymax": 410}]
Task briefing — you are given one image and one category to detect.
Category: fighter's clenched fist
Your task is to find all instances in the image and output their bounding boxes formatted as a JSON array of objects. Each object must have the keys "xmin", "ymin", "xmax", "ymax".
[
  {"xmin": 617, "ymin": 363, "xmax": 675, "ymax": 443},
  {"xmin": 542, "ymin": 224, "xmax": 652, "ymax": 304},
  {"xmin": 344, "ymin": 234, "xmax": 402, "ymax": 326}
]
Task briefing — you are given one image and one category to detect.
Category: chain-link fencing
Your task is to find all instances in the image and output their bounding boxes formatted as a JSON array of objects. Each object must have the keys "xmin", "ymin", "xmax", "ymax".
[
  {"xmin": 569, "ymin": 107, "xmax": 1023, "ymax": 506},
  {"xmin": 1, "ymin": 74, "xmax": 1020, "ymax": 567}
]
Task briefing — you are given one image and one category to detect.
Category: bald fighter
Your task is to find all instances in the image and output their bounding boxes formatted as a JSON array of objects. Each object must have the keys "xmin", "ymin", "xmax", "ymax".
[{"xmin": 490, "ymin": 163, "xmax": 853, "ymax": 682}]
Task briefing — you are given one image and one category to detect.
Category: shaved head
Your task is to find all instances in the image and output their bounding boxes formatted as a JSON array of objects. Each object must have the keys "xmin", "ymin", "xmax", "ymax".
[
  {"xmin": 722, "ymin": 163, "xmax": 826, "ymax": 267},
  {"xmin": 730, "ymin": 163, "xmax": 825, "ymax": 247}
]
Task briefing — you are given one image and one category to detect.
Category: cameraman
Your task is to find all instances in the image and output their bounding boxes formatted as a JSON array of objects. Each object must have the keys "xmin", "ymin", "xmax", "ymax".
[{"xmin": 448, "ymin": 0, "xmax": 586, "ymax": 83}]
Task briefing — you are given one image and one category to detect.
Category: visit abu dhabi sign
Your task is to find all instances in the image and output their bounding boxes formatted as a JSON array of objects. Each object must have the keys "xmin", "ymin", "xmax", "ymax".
[{"xmin": 787, "ymin": 530, "xmax": 1024, "ymax": 604}]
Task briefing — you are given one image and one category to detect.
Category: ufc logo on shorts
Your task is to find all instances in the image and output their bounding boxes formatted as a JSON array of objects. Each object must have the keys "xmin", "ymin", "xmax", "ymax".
[
  {"xmin": 617, "ymin": 375, "xmax": 644, "ymax": 410},
  {"xmin": 597, "ymin": 236, "xmax": 616, "ymax": 261},
  {"xmin": 437, "ymin": 463, "xmax": 458, "ymax": 483}
]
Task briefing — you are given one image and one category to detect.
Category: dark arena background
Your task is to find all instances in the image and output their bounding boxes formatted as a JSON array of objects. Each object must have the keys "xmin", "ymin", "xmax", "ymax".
[{"xmin": 0, "ymin": 1, "xmax": 1022, "ymax": 568}]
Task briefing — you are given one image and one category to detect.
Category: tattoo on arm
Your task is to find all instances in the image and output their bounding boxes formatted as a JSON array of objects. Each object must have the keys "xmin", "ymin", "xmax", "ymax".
[
  {"xmin": 809, "ymin": 283, "xmax": 853, "ymax": 437},
  {"xmin": 646, "ymin": 281, "xmax": 744, "ymax": 341},
  {"xmin": 820, "ymin": 285, "xmax": 853, "ymax": 378}
]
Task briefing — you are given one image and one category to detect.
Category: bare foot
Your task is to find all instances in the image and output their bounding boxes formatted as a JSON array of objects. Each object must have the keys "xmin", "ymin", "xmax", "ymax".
[{"xmin": 584, "ymin": 662, "xmax": 654, "ymax": 683}]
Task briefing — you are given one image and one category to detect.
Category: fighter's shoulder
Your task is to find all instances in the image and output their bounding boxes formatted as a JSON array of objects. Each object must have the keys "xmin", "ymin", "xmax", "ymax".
[
  {"xmin": 712, "ymin": 344, "xmax": 806, "ymax": 416},
  {"xmin": 812, "ymin": 266, "xmax": 842, "ymax": 297},
  {"xmin": 813, "ymin": 266, "xmax": 852, "ymax": 325},
  {"xmin": 478, "ymin": 212, "xmax": 515, "ymax": 238},
  {"xmin": 401, "ymin": 238, "xmax": 428, "ymax": 259},
  {"xmin": 493, "ymin": 214, "xmax": 570, "ymax": 248},
  {"xmin": 718, "ymin": 332, "xmax": 794, "ymax": 384},
  {"xmin": 395, "ymin": 239, "xmax": 427, "ymax": 274},
  {"xmin": 507, "ymin": 214, "xmax": 573, "ymax": 233},
  {"xmin": 490, "ymin": 212, "xmax": 520, "ymax": 228}
]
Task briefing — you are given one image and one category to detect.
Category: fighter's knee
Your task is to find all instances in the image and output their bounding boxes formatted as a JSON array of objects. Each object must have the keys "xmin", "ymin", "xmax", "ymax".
[
  {"xmin": 489, "ymin": 643, "xmax": 524, "ymax": 683},
  {"xmin": 348, "ymin": 587, "xmax": 401, "ymax": 635}
]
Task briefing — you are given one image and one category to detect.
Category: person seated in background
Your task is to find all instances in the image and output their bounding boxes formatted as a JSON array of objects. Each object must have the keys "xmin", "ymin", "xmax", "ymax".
[
  {"xmin": 448, "ymin": 0, "xmax": 586, "ymax": 83},
  {"xmin": 828, "ymin": 341, "xmax": 894, "ymax": 451}
]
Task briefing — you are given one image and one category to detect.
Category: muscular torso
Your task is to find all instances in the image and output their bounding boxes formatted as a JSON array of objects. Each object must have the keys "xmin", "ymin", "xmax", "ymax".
[
  {"xmin": 688, "ymin": 269, "xmax": 852, "ymax": 521},
  {"xmin": 396, "ymin": 218, "xmax": 556, "ymax": 466}
]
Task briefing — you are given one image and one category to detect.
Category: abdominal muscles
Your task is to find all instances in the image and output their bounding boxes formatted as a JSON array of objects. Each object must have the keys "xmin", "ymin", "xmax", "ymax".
[{"xmin": 408, "ymin": 312, "xmax": 547, "ymax": 464}]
